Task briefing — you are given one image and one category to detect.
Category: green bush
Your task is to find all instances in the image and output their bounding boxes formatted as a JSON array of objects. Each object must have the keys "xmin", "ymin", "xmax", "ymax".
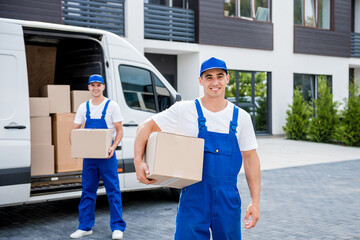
[
  {"xmin": 338, "ymin": 83, "xmax": 360, "ymax": 146},
  {"xmin": 283, "ymin": 89, "xmax": 312, "ymax": 140},
  {"xmin": 307, "ymin": 79, "xmax": 339, "ymax": 143}
]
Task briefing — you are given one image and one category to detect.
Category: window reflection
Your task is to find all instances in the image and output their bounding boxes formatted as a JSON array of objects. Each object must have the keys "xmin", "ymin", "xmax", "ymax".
[
  {"xmin": 119, "ymin": 65, "xmax": 156, "ymax": 112},
  {"xmin": 294, "ymin": 73, "xmax": 332, "ymax": 103},
  {"xmin": 225, "ymin": 70, "xmax": 270, "ymax": 133},
  {"xmin": 153, "ymin": 74, "xmax": 171, "ymax": 111},
  {"xmin": 224, "ymin": 0, "xmax": 270, "ymax": 22},
  {"xmin": 294, "ymin": 0, "xmax": 331, "ymax": 29}
]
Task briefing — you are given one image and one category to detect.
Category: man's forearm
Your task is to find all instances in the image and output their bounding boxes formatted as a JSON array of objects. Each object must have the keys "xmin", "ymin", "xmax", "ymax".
[
  {"xmin": 112, "ymin": 131, "xmax": 123, "ymax": 148},
  {"xmin": 134, "ymin": 121, "xmax": 153, "ymax": 164},
  {"xmin": 243, "ymin": 150, "xmax": 261, "ymax": 204}
]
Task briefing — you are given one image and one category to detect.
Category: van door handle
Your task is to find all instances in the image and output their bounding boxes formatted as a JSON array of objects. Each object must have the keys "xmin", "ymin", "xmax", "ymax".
[
  {"xmin": 4, "ymin": 125, "xmax": 26, "ymax": 129},
  {"xmin": 123, "ymin": 123, "xmax": 138, "ymax": 127}
]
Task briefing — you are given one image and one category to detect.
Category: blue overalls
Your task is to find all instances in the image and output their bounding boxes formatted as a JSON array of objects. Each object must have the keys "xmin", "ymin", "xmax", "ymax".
[
  {"xmin": 78, "ymin": 100, "xmax": 126, "ymax": 232},
  {"xmin": 175, "ymin": 99, "xmax": 242, "ymax": 240}
]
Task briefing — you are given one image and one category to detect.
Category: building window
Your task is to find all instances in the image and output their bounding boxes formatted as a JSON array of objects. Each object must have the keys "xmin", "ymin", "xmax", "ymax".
[
  {"xmin": 225, "ymin": 70, "xmax": 271, "ymax": 133},
  {"xmin": 224, "ymin": 0, "xmax": 271, "ymax": 22},
  {"xmin": 294, "ymin": 0, "xmax": 331, "ymax": 29},
  {"xmin": 294, "ymin": 73, "xmax": 332, "ymax": 102}
]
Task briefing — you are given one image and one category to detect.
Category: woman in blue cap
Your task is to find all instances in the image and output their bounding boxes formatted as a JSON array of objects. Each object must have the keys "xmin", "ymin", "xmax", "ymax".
[
  {"xmin": 134, "ymin": 57, "xmax": 261, "ymax": 239},
  {"xmin": 70, "ymin": 74, "xmax": 126, "ymax": 239}
]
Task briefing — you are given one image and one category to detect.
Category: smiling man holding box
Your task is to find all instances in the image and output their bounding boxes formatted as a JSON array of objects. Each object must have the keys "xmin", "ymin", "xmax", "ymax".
[
  {"xmin": 134, "ymin": 57, "xmax": 261, "ymax": 240},
  {"xmin": 70, "ymin": 74, "xmax": 126, "ymax": 240}
]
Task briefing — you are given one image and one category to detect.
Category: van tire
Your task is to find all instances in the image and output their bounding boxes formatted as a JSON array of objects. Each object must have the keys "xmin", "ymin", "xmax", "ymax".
[{"xmin": 169, "ymin": 188, "xmax": 180, "ymax": 201}]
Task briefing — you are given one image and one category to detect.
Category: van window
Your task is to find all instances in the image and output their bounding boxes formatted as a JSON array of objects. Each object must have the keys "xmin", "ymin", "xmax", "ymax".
[
  {"xmin": 153, "ymin": 74, "xmax": 171, "ymax": 111},
  {"xmin": 119, "ymin": 65, "xmax": 156, "ymax": 112},
  {"xmin": 119, "ymin": 65, "xmax": 172, "ymax": 112}
]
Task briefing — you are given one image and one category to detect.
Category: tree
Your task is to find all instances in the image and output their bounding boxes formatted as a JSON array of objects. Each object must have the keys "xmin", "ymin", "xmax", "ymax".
[
  {"xmin": 338, "ymin": 83, "xmax": 360, "ymax": 146},
  {"xmin": 307, "ymin": 79, "xmax": 339, "ymax": 143},
  {"xmin": 283, "ymin": 89, "xmax": 312, "ymax": 140}
]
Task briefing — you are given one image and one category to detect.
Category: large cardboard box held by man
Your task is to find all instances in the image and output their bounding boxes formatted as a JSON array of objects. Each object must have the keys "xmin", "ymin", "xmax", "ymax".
[
  {"xmin": 71, "ymin": 129, "xmax": 113, "ymax": 158},
  {"xmin": 145, "ymin": 132, "xmax": 204, "ymax": 189},
  {"xmin": 52, "ymin": 113, "xmax": 82, "ymax": 172}
]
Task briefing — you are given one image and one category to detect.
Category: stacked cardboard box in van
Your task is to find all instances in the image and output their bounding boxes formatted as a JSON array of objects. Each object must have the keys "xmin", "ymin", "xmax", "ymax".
[
  {"xmin": 29, "ymin": 97, "xmax": 54, "ymax": 176},
  {"xmin": 40, "ymin": 84, "xmax": 83, "ymax": 173},
  {"xmin": 29, "ymin": 86, "xmax": 97, "ymax": 174},
  {"xmin": 52, "ymin": 113, "xmax": 83, "ymax": 172},
  {"xmin": 71, "ymin": 90, "xmax": 92, "ymax": 113}
]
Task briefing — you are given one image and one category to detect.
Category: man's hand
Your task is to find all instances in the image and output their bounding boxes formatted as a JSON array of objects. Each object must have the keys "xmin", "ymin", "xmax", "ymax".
[
  {"xmin": 244, "ymin": 202, "xmax": 260, "ymax": 229},
  {"xmin": 134, "ymin": 158, "xmax": 156, "ymax": 185},
  {"xmin": 107, "ymin": 145, "xmax": 116, "ymax": 159}
]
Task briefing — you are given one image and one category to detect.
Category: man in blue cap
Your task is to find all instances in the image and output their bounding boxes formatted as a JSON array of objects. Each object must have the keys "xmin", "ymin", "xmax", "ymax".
[
  {"xmin": 134, "ymin": 57, "xmax": 261, "ymax": 239},
  {"xmin": 70, "ymin": 74, "xmax": 126, "ymax": 239}
]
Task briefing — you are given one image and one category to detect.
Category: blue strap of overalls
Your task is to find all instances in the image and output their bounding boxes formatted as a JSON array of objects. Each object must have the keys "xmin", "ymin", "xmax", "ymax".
[
  {"xmin": 86, "ymin": 99, "xmax": 111, "ymax": 120},
  {"xmin": 101, "ymin": 100, "xmax": 111, "ymax": 119},
  {"xmin": 86, "ymin": 101, "xmax": 91, "ymax": 120},
  {"xmin": 194, "ymin": 99, "xmax": 207, "ymax": 131},
  {"xmin": 229, "ymin": 106, "xmax": 239, "ymax": 134}
]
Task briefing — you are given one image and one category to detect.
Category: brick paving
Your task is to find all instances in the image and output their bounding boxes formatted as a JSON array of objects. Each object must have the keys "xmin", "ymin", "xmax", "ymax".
[{"xmin": 0, "ymin": 159, "xmax": 359, "ymax": 239}]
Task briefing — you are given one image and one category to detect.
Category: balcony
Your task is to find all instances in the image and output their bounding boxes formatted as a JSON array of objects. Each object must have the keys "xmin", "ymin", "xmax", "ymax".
[
  {"xmin": 62, "ymin": 0, "xmax": 125, "ymax": 36},
  {"xmin": 144, "ymin": 3, "xmax": 195, "ymax": 43},
  {"xmin": 351, "ymin": 32, "xmax": 360, "ymax": 57}
]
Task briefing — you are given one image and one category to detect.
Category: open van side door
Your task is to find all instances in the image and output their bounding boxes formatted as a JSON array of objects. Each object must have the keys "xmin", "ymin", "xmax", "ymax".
[{"xmin": 0, "ymin": 21, "xmax": 31, "ymax": 205}]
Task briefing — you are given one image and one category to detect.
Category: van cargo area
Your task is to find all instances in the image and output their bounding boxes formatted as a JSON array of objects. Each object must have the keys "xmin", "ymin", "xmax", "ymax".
[{"xmin": 24, "ymin": 27, "xmax": 107, "ymax": 196}]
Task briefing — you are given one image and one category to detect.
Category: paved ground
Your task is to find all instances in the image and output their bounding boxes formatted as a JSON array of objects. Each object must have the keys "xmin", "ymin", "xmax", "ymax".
[{"xmin": 0, "ymin": 137, "xmax": 359, "ymax": 239}]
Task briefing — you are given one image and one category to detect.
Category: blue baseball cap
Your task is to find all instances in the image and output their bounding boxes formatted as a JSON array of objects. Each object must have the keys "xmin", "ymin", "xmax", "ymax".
[
  {"xmin": 200, "ymin": 57, "xmax": 228, "ymax": 76},
  {"xmin": 88, "ymin": 74, "xmax": 104, "ymax": 85}
]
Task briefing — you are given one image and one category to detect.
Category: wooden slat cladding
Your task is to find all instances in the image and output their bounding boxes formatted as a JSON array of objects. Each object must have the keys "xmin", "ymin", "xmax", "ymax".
[
  {"xmin": 198, "ymin": 0, "xmax": 273, "ymax": 50},
  {"xmin": 294, "ymin": 0, "xmax": 351, "ymax": 57},
  {"xmin": 0, "ymin": 0, "xmax": 61, "ymax": 24}
]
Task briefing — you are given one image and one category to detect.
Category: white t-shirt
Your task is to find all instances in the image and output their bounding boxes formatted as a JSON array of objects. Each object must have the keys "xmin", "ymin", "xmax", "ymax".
[
  {"xmin": 74, "ymin": 98, "xmax": 124, "ymax": 139},
  {"xmin": 151, "ymin": 99, "xmax": 258, "ymax": 151}
]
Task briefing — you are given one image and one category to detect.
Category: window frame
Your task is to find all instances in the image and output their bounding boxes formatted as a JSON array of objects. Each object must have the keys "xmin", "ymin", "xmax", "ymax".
[
  {"xmin": 293, "ymin": 73, "xmax": 333, "ymax": 103},
  {"xmin": 118, "ymin": 64, "xmax": 174, "ymax": 113},
  {"xmin": 225, "ymin": 69, "xmax": 272, "ymax": 134},
  {"xmin": 294, "ymin": 0, "xmax": 333, "ymax": 30},
  {"xmin": 224, "ymin": 0, "xmax": 272, "ymax": 22}
]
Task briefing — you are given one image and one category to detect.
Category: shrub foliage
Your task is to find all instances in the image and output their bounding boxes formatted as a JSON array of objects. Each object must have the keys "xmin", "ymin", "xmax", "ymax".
[
  {"xmin": 283, "ymin": 89, "xmax": 312, "ymax": 140},
  {"xmin": 339, "ymin": 84, "xmax": 360, "ymax": 146},
  {"xmin": 307, "ymin": 79, "xmax": 339, "ymax": 143}
]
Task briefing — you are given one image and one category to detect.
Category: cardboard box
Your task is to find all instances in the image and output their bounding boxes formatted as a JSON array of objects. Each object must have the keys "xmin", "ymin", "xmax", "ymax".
[
  {"xmin": 41, "ymin": 85, "xmax": 71, "ymax": 113},
  {"xmin": 30, "ymin": 117, "xmax": 52, "ymax": 145},
  {"xmin": 29, "ymin": 98, "xmax": 50, "ymax": 117},
  {"xmin": 52, "ymin": 113, "xmax": 83, "ymax": 172},
  {"xmin": 71, "ymin": 129, "xmax": 113, "ymax": 158},
  {"xmin": 71, "ymin": 90, "xmax": 92, "ymax": 112},
  {"xmin": 145, "ymin": 132, "xmax": 204, "ymax": 189},
  {"xmin": 31, "ymin": 145, "xmax": 55, "ymax": 176}
]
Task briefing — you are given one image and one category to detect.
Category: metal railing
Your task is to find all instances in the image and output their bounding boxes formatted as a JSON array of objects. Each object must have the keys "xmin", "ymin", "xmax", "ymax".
[
  {"xmin": 62, "ymin": 0, "xmax": 125, "ymax": 36},
  {"xmin": 144, "ymin": 3, "xmax": 195, "ymax": 43},
  {"xmin": 351, "ymin": 32, "xmax": 360, "ymax": 58}
]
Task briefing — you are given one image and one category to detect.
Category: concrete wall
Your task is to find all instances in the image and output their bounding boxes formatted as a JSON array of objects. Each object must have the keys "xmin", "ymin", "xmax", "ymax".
[{"xmin": 125, "ymin": 0, "xmax": 144, "ymax": 54}]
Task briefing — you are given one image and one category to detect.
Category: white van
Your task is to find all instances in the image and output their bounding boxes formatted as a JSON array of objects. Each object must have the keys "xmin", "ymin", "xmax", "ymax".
[{"xmin": 0, "ymin": 18, "xmax": 181, "ymax": 207}]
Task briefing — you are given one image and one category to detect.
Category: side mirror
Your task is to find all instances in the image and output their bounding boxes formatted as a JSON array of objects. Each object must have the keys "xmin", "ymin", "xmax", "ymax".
[{"xmin": 175, "ymin": 94, "xmax": 182, "ymax": 102}]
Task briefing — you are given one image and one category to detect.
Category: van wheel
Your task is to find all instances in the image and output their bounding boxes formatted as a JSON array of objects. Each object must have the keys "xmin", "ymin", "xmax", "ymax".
[{"xmin": 169, "ymin": 188, "xmax": 180, "ymax": 201}]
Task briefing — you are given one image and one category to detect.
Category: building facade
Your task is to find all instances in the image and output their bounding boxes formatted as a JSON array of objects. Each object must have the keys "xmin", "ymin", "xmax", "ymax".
[{"xmin": 1, "ymin": 0, "xmax": 359, "ymax": 135}]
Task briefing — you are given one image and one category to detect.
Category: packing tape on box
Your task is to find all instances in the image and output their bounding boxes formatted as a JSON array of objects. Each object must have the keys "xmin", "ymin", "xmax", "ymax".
[{"xmin": 159, "ymin": 178, "xmax": 180, "ymax": 186}]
